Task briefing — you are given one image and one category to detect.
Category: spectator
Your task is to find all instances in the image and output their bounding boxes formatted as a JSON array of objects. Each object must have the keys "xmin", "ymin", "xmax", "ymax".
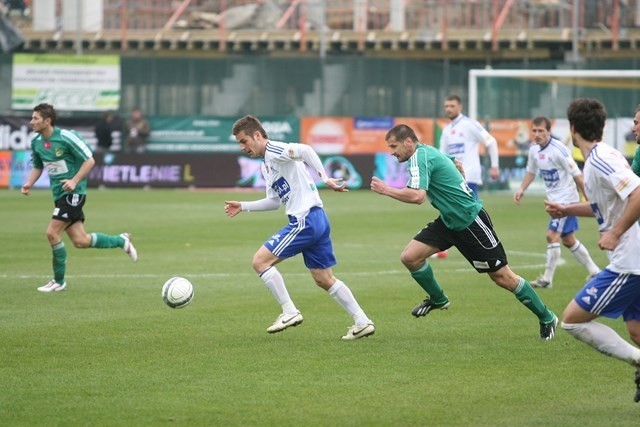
[
  {"xmin": 124, "ymin": 108, "xmax": 150, "ymax": 153},
  {"xmin": 94, "ymin": 110, "xmax": 115, "ymax": 153}
]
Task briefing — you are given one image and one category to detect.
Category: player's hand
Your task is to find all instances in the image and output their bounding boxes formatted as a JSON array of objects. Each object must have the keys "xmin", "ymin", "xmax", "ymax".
[
  {"xmin": 60, "ymin": 179, "xmax": 77, "ymax": 192},
  {"xmin": 454, "ymin": 160, "xmax": 465, "ymax": 178},
  {"xmin": 224, "ymin": 201, "xmax": 242, "ymax": 217},
  {"xmin": 544, "ymin": 200, "xmax": 565, "ymax": 218},
  {"xmin": 489, "ymin": 167, "xmax": 500, "ymax": 180},
  {"xmin": 325, "ymin": 178, "xmax": 348, "ymax": 192},
  {"xmin": 370, "ymin": 176, "xmax": 388, "ymax": 195},
  {"xmin": 21, "ymin": 184, "xmax": 31, "ymax": 196},
  {"xmin": 513, "ymin": 190, "xmax": 524, "ymax": 204},
  {"xmin": 598, "ymin": 230, "xmax": 621, "ymax": 251}
]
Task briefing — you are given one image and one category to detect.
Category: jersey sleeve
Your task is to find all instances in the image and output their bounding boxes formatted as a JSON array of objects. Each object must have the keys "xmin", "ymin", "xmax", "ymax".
[
  {"xmin": 61, "ymin": 129, "xmax": 93, "ymax": 161},
  {"xmin": 407, "ymin": 147, "xmax": 429, "ymax": 190},
  {"xmin": 525, "ymin": 145, "xmax": 538, "ymax": 175},
  {"xmin": 603, "ymin": 152, "xmax": 640, "ymax": 200}
]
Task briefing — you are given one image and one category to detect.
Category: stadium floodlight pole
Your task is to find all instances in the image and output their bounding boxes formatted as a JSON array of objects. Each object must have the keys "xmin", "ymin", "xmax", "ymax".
[{"xmin": 468, "ymin": 69, "xmax": 640, "ymax": 121}]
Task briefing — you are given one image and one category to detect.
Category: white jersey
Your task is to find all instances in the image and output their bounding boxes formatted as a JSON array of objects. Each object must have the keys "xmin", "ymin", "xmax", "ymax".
[
  {"xmin": 262, "ymin": 140, "xmax": 323, "ymax": 218},
  {"xmin": 584, "ymin": 143, "xmax": 640, "ymax": 274},
  {"xmin": 526, "ymin": 137, "xmax": 581, "ymax": 203},
  {"xmin": 439, "ymin": 114, "xmax": 495, "ymax": 185}
]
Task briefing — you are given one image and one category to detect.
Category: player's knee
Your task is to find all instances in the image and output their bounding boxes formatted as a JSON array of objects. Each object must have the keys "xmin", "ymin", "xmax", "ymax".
[
  {"xmin": 400, "ymin": 251, "xmax": 419, "ymax": 270},
  {"xmin": 71, "ymin": 236, "xmax": 91, "ymax": 248},
  {"xmin": 627, "ymin": 324, "xmax": 640, "ymax": 346}
]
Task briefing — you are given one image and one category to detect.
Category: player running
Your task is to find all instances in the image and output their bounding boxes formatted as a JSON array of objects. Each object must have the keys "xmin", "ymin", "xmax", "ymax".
[
  {"xmin": 224, "ymin": 115, "xmax": 374, "ymax": 340},
  {"xmin": 371, "ymin": 124, "xmax": 558, "ymax": 340}
]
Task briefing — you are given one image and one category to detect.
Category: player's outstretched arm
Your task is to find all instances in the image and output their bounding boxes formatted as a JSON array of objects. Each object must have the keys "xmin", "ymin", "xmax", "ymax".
[
  {"xmin": 544, "ymin": 200, "xmax": 593, "ymax": 218},
  {"xmin": 225, "ymin": 197, "xmax": 281, "ymax": 217},
  {"xmin": 324, "ymin": 177, "xmax": 348, "ymax": 192},
  {"xmin": 370, "ymin": 176, "xmax": 426, "ymax": 204}
]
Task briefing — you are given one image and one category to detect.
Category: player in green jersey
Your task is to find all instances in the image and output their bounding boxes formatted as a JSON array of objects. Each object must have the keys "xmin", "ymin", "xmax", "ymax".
[
  {"xmin": 21, "ymin": 103, "xmax": 138, "ymax": 293},
  {"xmin": 371, "ymin": 124, "xmax": 558, "ymax": 340}
]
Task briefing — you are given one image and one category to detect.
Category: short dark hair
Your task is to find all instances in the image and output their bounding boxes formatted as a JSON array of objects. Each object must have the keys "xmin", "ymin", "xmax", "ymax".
[
  {"xmin": 531, "ymin": 116, "xmax": 551, "ymax": 130},
  {"xmin": 33, "ymin": 103, "xmax": 57, "ymax": 126},
  {"xmin": 566, "ymin": 98, "xmax": 606, "ymax": 142},
  {"xmin": 385, "ymin": 124, "xmax": 418, "ymax": 143},
  {"xmin": 232, "ymin": 115, "xmax": 268, "ymax": 139},
  {"xmin": 445, "ymin": 95, "xmax": 462, "ymax": 104},
  {"xmin": 635, "ymin": 104, "xmax": 640, "ymax": 114}
]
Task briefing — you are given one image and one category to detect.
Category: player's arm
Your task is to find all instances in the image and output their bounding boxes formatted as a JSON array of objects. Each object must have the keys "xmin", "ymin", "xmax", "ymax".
[
  {"xmin": 485, "ymin": 136, "xmax": 500, "ymax": 180},
  {"xmin": 599, "ymin": 186, "xmax": 640, "ymax": 250},
  {"xmin": 296, "ymin": 143, "xmax": 347, "ymax": 192},
  {"xmin": 224, "ymin": 197, "xmax": 280, "ymax": 217},
  {"xmin": 61, "ymin": 157, "xmax": 95, "ymax": 192},
  {"xmin": 21, "ymin": 167, "xmax": 43, "ymax": 196},
  {"xmin": 370, "ymin": 176, "xmax": 426, "ymax": 204},
  {"xmin": 572, "ymin": 173, "xmax": 588, "ymax": 201},
  {"xmin": 514, "ymin": 172, "xmax": 536, "ymax": 204},
  {"xmin": 544, "ymin": 200, "xmax": 593, "ymax": 218}
]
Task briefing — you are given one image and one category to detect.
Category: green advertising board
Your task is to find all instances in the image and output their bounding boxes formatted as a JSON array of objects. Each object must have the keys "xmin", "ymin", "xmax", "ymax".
[
  {"xmin": 12, "ymin": 54, "xmax": 120, "ymax": 111},
  {"xmin": 147, "ymin": 117, "xmax": 300, "ymax": 153}
]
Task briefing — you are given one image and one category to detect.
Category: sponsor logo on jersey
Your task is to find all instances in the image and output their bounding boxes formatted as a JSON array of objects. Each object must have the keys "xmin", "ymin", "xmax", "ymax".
[{"xmin": 55, "ymin": 148, "xmax": 64, "ymax": 157}]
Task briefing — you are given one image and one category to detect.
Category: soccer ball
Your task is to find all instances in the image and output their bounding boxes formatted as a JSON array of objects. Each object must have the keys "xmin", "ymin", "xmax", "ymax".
[{"xmin": 161, "ymin": 277, "xmax": 194, "ymax": 309}]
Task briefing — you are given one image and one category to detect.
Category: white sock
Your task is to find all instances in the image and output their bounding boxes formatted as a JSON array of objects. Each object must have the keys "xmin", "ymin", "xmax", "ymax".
[
  {"xmin": 543, "ymin": 243, "xmax": 561, "ymax": 281},
  {"xmin": 562, "ymin": 321, "xmax": 640, "ymax": 366},
  {"xmin": 260, "ymin": 267, "xmax": 298, "ymax": 315},
  {"xmin": 328, "ymin": 279, "xmax": 371, "ymax": 326},
  {"xmin": 569, "ymin": 241, "xmax": 600, "ymax": 276}
]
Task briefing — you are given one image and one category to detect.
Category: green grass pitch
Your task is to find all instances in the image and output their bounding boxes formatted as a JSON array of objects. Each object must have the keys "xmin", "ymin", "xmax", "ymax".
[{"xmin": 1, "ymin": 188, "xmax": 638, "ymax": 426}]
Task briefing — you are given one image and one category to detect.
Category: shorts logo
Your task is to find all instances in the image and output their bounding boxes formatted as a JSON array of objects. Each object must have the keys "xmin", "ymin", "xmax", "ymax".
[
  {"xmin": 581, "ymin": 296, "xmax": 592, "ymax": 305},
  {"xmin": 52, "ymin": 208, "xmax": 60, "ymax": 216},
  {"xmin": 267, "ymin": 233, "xmax": 281, "ymax": 246},
  {"xmin": 586, "ymin": 286, "xmax": 598, "ymax": 298},
  {"xmin": 473, "ymin": 260, "xmax": 489, "ymax": 269}
]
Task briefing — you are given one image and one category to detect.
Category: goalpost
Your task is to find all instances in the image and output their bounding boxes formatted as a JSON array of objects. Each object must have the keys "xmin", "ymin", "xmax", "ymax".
[
  {"xmin": 468, "ymin": 68, "xmax": 640, "ymax": 122},
  {"xmin": 467, "ymin": 69, "xmax": 640, "ymax": 192}
]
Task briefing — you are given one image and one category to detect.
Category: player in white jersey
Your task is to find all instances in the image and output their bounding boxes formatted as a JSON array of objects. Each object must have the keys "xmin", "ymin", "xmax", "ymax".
[
  {"xmin": 439, "ymin": 95, "xmax": 500, "ymax": 198},
  {"xmin": 514, "ymin": 116, "xmax": 600, "ymax": 288},
  {"xmin": 546, "ymin": 98, "xmax": 640, "ymax": 403},
  {"xmin": 224, "ymin": 115, "xmax": 375, "ymax": 340}
]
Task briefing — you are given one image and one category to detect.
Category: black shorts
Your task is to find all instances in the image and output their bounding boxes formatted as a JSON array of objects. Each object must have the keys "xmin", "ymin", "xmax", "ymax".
[
  {"xmin": 414, "ymin": 208, "xmax": 508, "ymax": 273},
  {"xmin": 52, "ymin": 193, "xmax": 86, "ymax": 224}
]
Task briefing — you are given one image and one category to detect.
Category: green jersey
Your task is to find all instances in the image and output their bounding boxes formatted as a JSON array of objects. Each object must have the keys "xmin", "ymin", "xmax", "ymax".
[
  {"xmin": 30, "ymin": 127, "xmax": 93, "ymax": 201},
  {"xmin": 632, "ymin": 144, "xmax": 640, "ymax": 177},
  {"xmin": 407, "ymin": 144, "xmax": 482, "ymax": 231}
]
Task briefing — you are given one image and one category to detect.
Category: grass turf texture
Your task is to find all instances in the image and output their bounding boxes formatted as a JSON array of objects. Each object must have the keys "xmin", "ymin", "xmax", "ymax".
[{"xmin": 1, "ymin": 188, "xmax": 638, "ymax": 426}]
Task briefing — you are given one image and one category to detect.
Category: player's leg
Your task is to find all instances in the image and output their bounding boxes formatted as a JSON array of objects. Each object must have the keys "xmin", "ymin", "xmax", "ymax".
[
  {"xmin": 627, "ymin": 320, "xmax": 640, "ymax": 402},
  {"xmin": 561, "ymin": 217, "xmax": 600, "ymax": 280},
  {"xmin": 401, "ymin": 231, "xmax": 450, "ymax": 317},
  {"xmin": 301, "ymin": 206, "xmax": 374, "ymax": 339},
  {"xmin": 455, "ymin": 209, "xmax": 557, "ymax": 337},
  {"xmin": 534, "ymin": 224, "xmax": 561, "ymax": 287},
  {"xmin": 310, "ymin": 267, "xmax": 375, "ymax": 340},
  {"xmin": 39, "ymin": 217, "xmax": 69, "ymax": 292},
  {"xmin": 561, "ymin": 271, "xmax": 640, "ymax": 365},
  {"xmin": 489, "ymin": 265, "xmax": 557, "ymax": 339},
  {"xmin": 258, "ymin": 216, "xmax": 318, "ymax": 333}
]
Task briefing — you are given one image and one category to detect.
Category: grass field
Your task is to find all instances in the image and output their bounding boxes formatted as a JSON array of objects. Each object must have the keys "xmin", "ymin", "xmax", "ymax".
[{"xmin": 1, "ymin": 188, "xmax": 638, "ymax": 426}]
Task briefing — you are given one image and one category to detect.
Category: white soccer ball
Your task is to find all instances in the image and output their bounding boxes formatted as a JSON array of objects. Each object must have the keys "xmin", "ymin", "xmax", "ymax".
[{"xmin": 162, "ymin": 277, "xmax": 194, "ymax": 309}]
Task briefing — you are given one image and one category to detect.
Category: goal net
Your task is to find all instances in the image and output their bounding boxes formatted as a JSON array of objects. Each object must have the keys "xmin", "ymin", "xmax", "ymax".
[{"xmin": 467, "ymin": 69, "xmax": 640, "ymax": 192}]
